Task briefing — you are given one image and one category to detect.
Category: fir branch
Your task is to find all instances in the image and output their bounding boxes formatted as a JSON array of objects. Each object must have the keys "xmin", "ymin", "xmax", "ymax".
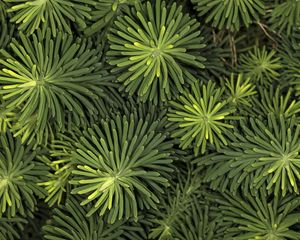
[
  {"xmin": 70, "ymin": 112, "xmax": 174, "ymax": 223},
  {"xmin": 198, "ymin": 114, "xmax": 300, "ymax": 196},
  {"xmin": 0, "ymin": 29, "xmax": 116, "ymax": 146},
  {"xmin": 5, "ymin": 0, "xmax": 96, "ymax": 35},
  {"xmin": 0, "ymin": 130, "xmax": 48, "ymax": 218},
  {"xmin": 191, "ymin": 0, "xmax": 265, "ymax": 31},
  {"xmin": 168, "ymin": 80, "xmax": 236, "ymax": 155},
  {"xmin": 107, "ymin": 0, "xmax": 206, "ymax": 103}
]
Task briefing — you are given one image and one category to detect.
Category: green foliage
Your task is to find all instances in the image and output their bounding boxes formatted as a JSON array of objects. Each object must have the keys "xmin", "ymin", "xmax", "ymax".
[
  {"xmin": 191, "ymin": 0, "xmax": 265, "ymax": 31},
  {"xmin": 168, "ymin": 80, "xmax": 236, "ymax": 155},
  {"xmin": 107, "ymin": 0, "xmax": 205, "ymax": 103},
  {"xmin": 174, "ymin": 200, "xmax": 224, "ymax": 240},
  {"xmin": 0, "ymin": 18, "xmax": 14, "ymax": 50},
  {"xmin": 0, "ymin": 100, "xmax": 16, "ymax": 133},
  {"xmin": 1, "ymin": 0, "xmax": 300, "ymax": 239},
  {"xmin": 0, "ymin": 1, "xmax": 9, "ymax": 17},
  {"xmin": 279, "ymin": 32, "xmax": 300, "ymax": 95},
  {"xmin": 199, "ymin": 114, "xmax": 300, "ymax": 196},
  {"xmin": 5, "ymin": 0, "xmax": 95, "ymax": 35},
  {"xmin": 269, "ymin": 0, "xmax": 300, "ymax": 35},
  {"xmin": 148, "ymin": 168, "xmax": 203, "ymax": 239},
  {"xmin": 216, "ymin": 189, "xmax": 300, "ymax": 239},
  {"xmin": 239, "ymin": 46, "xmax": 282, "ymax": 85},
  {"xmin": 70, "ymin": 112, "xmax": 174, "ymax": 223},
  {"xmin": 147, "ymin": 164, "xmax": 226, "ymax": 240},
  {"xmin": 198, "ymin": 43, "xmax": 227, "ymax": 80},
  {"xmin": 22, "ymin": 201, "xmax": 50, "ymax": 240},
  {"xmin": 0, "ymin": 130, "xmax": 48, "ymax": 218},
  {"xmin": 85, "ymin": 0, "xmax": 139, "ymax": 36},
  {"xmin": 43, "ymin": 196, "xmax": 130, "ymax": 240},
  {"xmin": 38, "ymin": 130, "xmax": 79, "ymax": 207},
  {"xmin": 250, "ymin": 86, "xmax": 300, "ymax": 121},
  {"xmin": 224, "ymin": 73, "xmax": 257, "ymax": 107},
  {"xmin": 0, "ymin": 29, "xmax": 116, "ymax": 146},
  {"xmin": 0, "ymin": 215, "xmax": 26, "ymax": 240}
]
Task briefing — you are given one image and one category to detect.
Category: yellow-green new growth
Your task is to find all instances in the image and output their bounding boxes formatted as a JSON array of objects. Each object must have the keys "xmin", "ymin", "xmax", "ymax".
[
  {"xmin": 108, "ymin": 0, "xmax": 205, "ymax": 103},
  {"xmin": 168, "ymin": 81, "xmax": 236, "ymax": 155},
  {"xmin": 70, "ymin": 113, "xmax": 174, "ymax": 223}
]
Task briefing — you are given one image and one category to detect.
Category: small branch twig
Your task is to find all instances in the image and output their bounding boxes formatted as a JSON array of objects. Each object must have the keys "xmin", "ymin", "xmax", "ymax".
[
  {"xmin": 256, "ymin": 21, "xmax": 279, "ymax": 47},
  {"xmin": 229, "ymin": 33, "xmax": 237, "ymax": 67}
]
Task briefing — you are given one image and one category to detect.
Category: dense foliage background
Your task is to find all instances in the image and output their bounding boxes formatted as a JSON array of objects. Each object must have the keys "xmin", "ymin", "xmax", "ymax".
[{"xmin": 1, "ymin": 0, "xmax": 300, "ymax": 239}]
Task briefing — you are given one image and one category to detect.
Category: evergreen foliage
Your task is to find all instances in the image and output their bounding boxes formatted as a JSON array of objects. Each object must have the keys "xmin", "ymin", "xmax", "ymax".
[
  {"xmin": 1, "ymin": 0, "xmax": 300, "ymax": 239},
  {"xmin": 0, "ymin": 29, "xmax": 116, "ymax": 146},
  {"xmin": 214, "ymin": 189, "xmax": 300, "ymax": 239},
  {"xmin": 198, "ymin": 114, "xmax": 300, "ymax": 196},
  {"xmin": 43, "ymin": 196, "xmax": 131, "ymax": 240},
  {"xmin": 85, "ymin": 0, "xmax": 139, "ymax": 36},
  {"xmin": 191, "ymin": 0, "xmax": 265, "ymax": 31},
  {"xmin": 168, "ymin": 80, "xmax": 236, "ymax": 155},
  {"xmin": 223, "ymin": 74, "xmax": 257, "ymax": 108},
  {"xmin": 5, "ymin": 0, "xmax": 95, "ymax": 35},
  {"xmin": 0, "ymin": 216, "xmax": 26, "ymax": 240},
  {"xmin": 269, "ymin": 0, "xmax": 300, "ymax": 35},
  {"xmin": 239, "ymin": 46, "xmax": 282, "ymax": 85},
  {"xmin": 280, "ymin": 32, "xmax": 300, "ymax": 95},
  {"xmin": 70, "ymin": 112, "xmax": 174, "ymax": 223},
  {"xmin": 0, "ymin": 131, "xmax": 48, "ymax": 218},
  {"xmin": 250, "ymin": 86, "xmax": 300, "ymax": 120},
  {"xmin": 107, "ymin": 0, "xmax": 205, "ymax": 103}
]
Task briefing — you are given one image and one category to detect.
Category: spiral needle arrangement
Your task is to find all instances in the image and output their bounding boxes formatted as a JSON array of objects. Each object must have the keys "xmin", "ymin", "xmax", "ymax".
[{"xmin": 1, "ymin": 0, "xmax": 300, "ymax": 239}]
